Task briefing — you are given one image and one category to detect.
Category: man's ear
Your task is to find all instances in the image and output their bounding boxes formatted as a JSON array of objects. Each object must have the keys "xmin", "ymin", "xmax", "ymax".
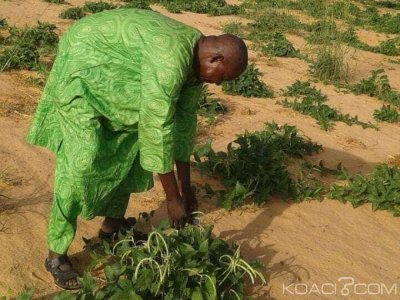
[{"xmin": 210, "ymin": 54, "xmax": 224, "ymax": 63}]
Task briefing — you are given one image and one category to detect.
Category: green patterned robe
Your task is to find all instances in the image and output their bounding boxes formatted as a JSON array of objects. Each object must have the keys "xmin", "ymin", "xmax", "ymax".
[{"xmin": 26, "ymin": 9, "xmax": 203, "ymax": 253}]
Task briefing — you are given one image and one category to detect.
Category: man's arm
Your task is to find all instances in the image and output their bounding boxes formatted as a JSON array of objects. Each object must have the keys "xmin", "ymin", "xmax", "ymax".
[
  {"xmin": 176, "ymin": 161, "xmax": 198, "ymax": 213},
  {"xmin": 158, "ymin": 171, "xmax": 186, "ymax": 228}
]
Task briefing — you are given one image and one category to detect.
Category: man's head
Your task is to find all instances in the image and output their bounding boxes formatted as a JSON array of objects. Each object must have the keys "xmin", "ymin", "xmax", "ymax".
[{"xmin": 193, "ymin": 34, "xmax": 248, "ymax": 85}]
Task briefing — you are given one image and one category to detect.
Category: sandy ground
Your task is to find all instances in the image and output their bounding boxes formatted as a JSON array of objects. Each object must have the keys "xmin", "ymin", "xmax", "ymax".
[{"xmin": 1, "ymin": 1, "xmax": 400, "ymax": 299}]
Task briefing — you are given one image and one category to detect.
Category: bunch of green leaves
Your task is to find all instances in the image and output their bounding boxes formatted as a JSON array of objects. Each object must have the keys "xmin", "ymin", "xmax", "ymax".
[
  {"xmin": 280, "ymin": 81, "xmax": 376, "ymax": 131},
  {"xmin": 329, "ymin": 164, "xmax": 400, "ymax": 217},
  {"xmin": 0, "ymin": 22, "xmax": 58, "ymax": 71},
  {"xmin": 60, "ymin": 7, "xmax": 85, "ymax": 20},
  {"xmin": 348, "ymin": 69, "xmax": 400, "ymax": 107},
  {"xmin": 261, "ymin": 32, "xmax": 298, "ymax": 57},
  {"xmin": 373, "ymin": 104, "xmax": 399, "ymax": 122},
  {"xmin": 222, "ymin": 63, "xmax": 274, "ymax": 98},
  {"xmin": 55, "ymin": 222, "xmax": 265, "ymax": 299},
  {"xmin": 83, "ymin": 1, "xmax": 117, "ymax": 13},
  {"xmin": 198, "ymin": 86, "xmax": 227, "ymax": 125},
  {"xmin": 156, "ymin": 0, "xmax": 243, "ymax": 16},
  {"xmin": 193, "ymin": 122, "xmax": 322, "ymax": 209}
]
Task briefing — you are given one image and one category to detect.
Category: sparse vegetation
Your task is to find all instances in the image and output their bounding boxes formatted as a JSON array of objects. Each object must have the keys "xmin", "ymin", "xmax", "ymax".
[
  {"xmin": 280, "ymin": 81, "xmax": 376, "ymax": 130},
  {"xmin": 261, "ymin": 32, "xmax": 298, "ymax": 57},
  {"xmin": 373, "ymin": 104, "xmax": 399, "ymax": 122},
  {"xmin": 222, "ymin": 21, "xmax": 244, "ymax": 37},
  {"xmin": 222, "ymin": 63, "xmax": 274, "ymax": 98},
  {"xmin": 44, "ymin": 0, "xmax": 66, "ymax": 4},
  {"xmin": 0, "ymin": 22, "xmax": 58, "ymax": 71},
  {"xmin": 83, "ymin": 1, "xmax": 116, "ymax": 13},
  {"xmin": 329, "ymin": 164, "xmax": 400, "ymax": 217},
  {"xmin": 348, "ymin": 69, "xmax": 400, "ymax": 107},
  {"xmin": 306, "ymin": 15, "xmax": 349, "ymax": 82},
  {"xmin": 157, "ymin": 0, "xmax": 243, "ymax": 16},
  {"xmin": 194, "ymin": 122, "xmax": 323, "ymax": 209},
  {"xmin": 122, "ymin": 0, "xmax": 152, "ymax": 9},
  {"xmin": 59, "ymin": 7, "xmax": 85, "ymax": 20},
  {"xmin": 198, "ymin": 86, "xmax": 227, "ymax": 125},
  {"xmin": 248, "ymin": 11, "xmax": 304, "ymax": 40}
]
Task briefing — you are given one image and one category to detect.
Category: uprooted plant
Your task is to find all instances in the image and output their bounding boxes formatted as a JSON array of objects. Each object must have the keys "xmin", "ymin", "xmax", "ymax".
[{"xmin": 51, "ymin": 220, "xmax": 265, "ymax": 299}]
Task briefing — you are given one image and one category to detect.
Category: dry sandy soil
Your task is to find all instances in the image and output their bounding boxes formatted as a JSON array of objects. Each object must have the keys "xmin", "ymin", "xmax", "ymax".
[{"xmin": 1, "ymin": 1, "xmax": 400, "ymax": 299}]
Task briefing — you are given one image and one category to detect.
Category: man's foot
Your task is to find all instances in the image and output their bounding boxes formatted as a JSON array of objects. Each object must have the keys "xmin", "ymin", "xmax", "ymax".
[
  {"xmin": 99, "ymin": 217, "xmax": 148, "ymax": 242},
  {"xmin": 45, "ymin": 251, "xmax": 80, "ymax": 290}
]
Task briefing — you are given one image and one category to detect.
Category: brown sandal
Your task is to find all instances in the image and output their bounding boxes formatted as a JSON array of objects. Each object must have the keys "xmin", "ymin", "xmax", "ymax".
[{"xmin": 45, "ymin": 255, "xmax": 80, "ymax": 290}]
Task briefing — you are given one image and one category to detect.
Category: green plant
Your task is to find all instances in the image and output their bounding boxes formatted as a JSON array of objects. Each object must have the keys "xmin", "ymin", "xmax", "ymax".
[
  {"xmin": 83, "ymin": 1, "xmax": 117, "ymax": 13},
  {"xmin": 305, "ymin": 20, "xmax": 338, "ymax": 44},
  {"xmin": 194, "ymin": 122, "xmax": 322, "ymax": 209},
  {"xmin": 348, "ymin": 69, "xmax": 400, "ymax": 107},
  {"xmin": 309, "ymin": 41, "xmax": 349, "ymax": 81},
  {"xmin": 222, "ymin": 22, "xmax": 244, "ymax": 37},
  {"xmin": 306, "ymin": 14, "xmax": 349, "ymax": 82},
  {"xmin": 0, "ymin": 43, "xmax": 39, "ymax": 71},
  {"xmin": 156, "ymin": 0, "xmax": 243, "ymax": 16},
  {"xmin": 55, "ymin": 221, "xmax": 265, "ymax": 299},
  {"xmin": 44, "ymin": 0, "xmax": 66, "ymax": 3},
  {"xmin": 261, "ymin": 32, "xmax": 298, "ymax": 57},
  {"xmin": 248, "ymin": 11, "xmax": 304, "ymax": 40},
  {"xmin": 280, "ymin": 81, "xmax": 376, "ymax": 130},
  {"xmin": 59, "ymin": 7, "xmax": 85, "ymax": 20},
  {"xmin": 222, "ymin": 63, "xmax": 274, "ymax": 98},
  {"xmin": 0, "ymin": 22, "xmax": 58, "ymax": 71},
  {"xmin": 122, "ymin": 0, "xmax": 152, "ymax": 9},
  {"xmin": 329, "ymin": 164, "xmax": 400, "ymax": 217},
  {"xmin": 0, "ymin": 19, "xmax": 6, "ymax": 27},
  {"xmin": 375, "ymin": 38, "xmax": 400, "ymax": 56},
  {"xmin": 198, "ymin": 86, "xmax": 227, "ymax": 125},
  {"xmin": 373, "ymin": 104, "xmax": 399, "ymax": 122}
]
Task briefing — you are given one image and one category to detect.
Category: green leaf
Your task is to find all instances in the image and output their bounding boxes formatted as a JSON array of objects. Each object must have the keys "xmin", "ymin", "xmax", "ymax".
[
  {"xmin": 78, "ymin": 272, "xmax": 98, "ymax": 292},
  {"xmin": 191, "ymin": 287, "xmax": 204, "ymax": 300},
  {"xmin": 199, "ymin": 239, "xmax": 209, "ymax": 253},
  {"xmin": 179, "ymin": 243, "xmax": 196, "ymax": 258},
  {"xmin": 52, "ymin": 291, "xmax": 77, "ymax": 300},
  {"xmin": 104, "ymin": 264, "xmax": 126, "ymax": 282},
  {"xmin": 15, "ymin": 288, "xmax": 35, "ymax": 300}
]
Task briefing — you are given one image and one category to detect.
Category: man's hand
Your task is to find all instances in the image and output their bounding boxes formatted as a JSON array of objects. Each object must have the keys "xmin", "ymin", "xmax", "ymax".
[
  {"xmin": 158, "ymin": 171, "xmax": 188, "ymax": 229},
  {"xmin": 166, "ymin": 197, "xmax": 187, "ymax": 229}
]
